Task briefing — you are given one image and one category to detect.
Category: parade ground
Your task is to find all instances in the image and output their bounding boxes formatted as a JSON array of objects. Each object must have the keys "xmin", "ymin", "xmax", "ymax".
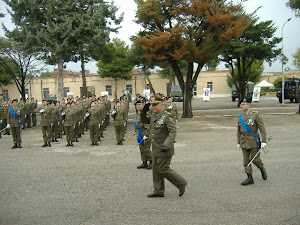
[{"xmin": 0, "ymin": 96, "xmax": 299, "ymax": 225}]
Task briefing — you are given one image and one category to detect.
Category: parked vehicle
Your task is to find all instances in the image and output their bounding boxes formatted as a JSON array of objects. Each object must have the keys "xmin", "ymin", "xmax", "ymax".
[
  {"xmin": 170, "ymin": 85, "xmax": 183, "ymax": 102},
  {"xmin": 276, "ymin": 77, "xmax": 300, "ymax": 103},
  {"xmin": 231, "ymin": 81, "xmax": 254, "ymax": 102}
]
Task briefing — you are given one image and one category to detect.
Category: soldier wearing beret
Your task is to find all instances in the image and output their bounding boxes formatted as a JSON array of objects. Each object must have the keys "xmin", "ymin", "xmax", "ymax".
[
  {"xmin": 87, "ymin": 101, "xmax": 100, "ymax": 146},
  {"xmin": 112, "ymin": 99, "xmax": 126, "ymax": 145},
  {"xmin": 7, "ymin": 99, "xmax": 22, "ymax": 148},
  {"xmin": 64, "ymin": 102, "xmax": 75, "ymax": 147},
  {"xmin": 237, "ymin": 98, "xmax": 267, "ymax": 185},
  {"xmin": 141, "ymin": 95, "xmax": 187, "ymax": 197}
]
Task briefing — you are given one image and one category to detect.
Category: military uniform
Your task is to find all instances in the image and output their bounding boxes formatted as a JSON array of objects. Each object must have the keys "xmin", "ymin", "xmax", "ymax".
[
  {"xmin": 141, "ymin": 99, "xmax": 187, "ymax": 197},
  {"xmin": 50, "ymin": 105, "xmax": 60, "ymax": 142},
  {"xmin": 34, "ymin": 105, "xmax": 53, "ymax": 147},
  {"xmin": 113, "ymin": 104, "xmax": 126, "ymax": 145},
  {"xmin": 24, "ymin": 101, "xmax": 32, "ymax": 128},
  {"xmin": 7, "ymin": 105, "xmax": 22, "ymax": 148},
  {"xmin": 19, "ymin": 101, "xmax": 26, "ymax": 129},
  {"xmin": 238, "ymin": 110, "xmax": 267, "ymax": 175},
  {"xmin": 64, "ymin": 107, "xmax": 75, "ymax": 146},
  {"xmin": 1, "ymin": 103, "xmax": 10, "ymax": 135},
  {"xmin": 88, "ymin": 106, "xmax": 100, "ymax": 145},
  {"xmin": 30, "ymin": 100, "xmax": 37, "ymax": 126},
  {"xmin": 165, "ymin": 102, "xmax": 178, "ymax": 121}
]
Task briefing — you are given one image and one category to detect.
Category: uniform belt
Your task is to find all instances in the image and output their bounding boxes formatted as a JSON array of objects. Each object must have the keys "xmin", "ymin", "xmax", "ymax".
[{"xmin": 241, "ymin": 131, "xmax": 257, "ymax": 136}]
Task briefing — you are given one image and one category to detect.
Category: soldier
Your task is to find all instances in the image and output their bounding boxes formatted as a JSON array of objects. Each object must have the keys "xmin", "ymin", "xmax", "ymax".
[
  {"xmin": 0, "ymin": 99, "xmax": 10, "ymax": 135},
  {"xmin": 56, "ymin": 101, "xmax": 63, "ymax": 138},
  {"xmin": 237, "ymin": 98, "xmax": 267, "ymax": 186},
  {"xmin": 63, "ymin": 102, "xmax": 75, "ymax": 147},
  {"xmin": 112, "ymin": 99, "xmax": 126, "ymax": 145},
  {"xmin": 49, "ymin": 101, "xmax": 59, "ymax": 142},
  {"xmin": 24, "ymin": 98, "xmax": 32, "ymax": 128},
  {"xmin": 87, "ymin": 101, "xmax": 100, "ymax": 146},
  {"xmin": 19, "ymin": 98, "xmax": 26, "ymax": 129},
  {"xmin": 34, "ymin": 99, "xmax": 53, "ymax": 147},
  {"xmin": 7, "ymin": 99, "xmax": 22, "ymax": 148},
  {"xmin": 141, "ymin": 95, "xmax": 187, "ymax": 197},
  {"xmin": 134, "ymin": 99, "xmax": 152, "ymax": 169},
  {"xmin": 165, "ymin": 97, "xmax": 178, "ymax": 122},
  {"xmin": 30, "ymin": 98, "xmax": 37, "ymax": 126}
]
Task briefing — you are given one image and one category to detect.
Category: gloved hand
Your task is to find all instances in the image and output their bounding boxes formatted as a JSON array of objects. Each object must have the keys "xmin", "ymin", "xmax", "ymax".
[
  {"xmin": 111, "ymin": 110, "xmax": 116, "ymax": 115},
  {"xmin": 85, "ymin": 112, "xmax": 89, "ymax": 117},
  {"xmin": 61, "ymin": 111, "xmax": 65, "ymax": 116},
  {"xmin": 73, "ymin": 125, "xmax": 75, "ymax": 129},
  {"xmin": 261, "ymin": 143, "xmax": 267, "ymax": 149},
  {"xmin": 168, "ymin": 105, "xmax": 172, "ymax": 109},
  {"xmin": 124, "ymin": 122, "xmax": 126, "ymax": 126},
  {"xmin": 142, "ymin": 103, "xmax": 151, "ymax": 113},
  {"xmin": 237, "ymin": 144, "xmax": 240, "ymax": 150},
  {"xmin": 161, "ymin": 146, "xmax": 169, "ymax": 152},
  {"xmin": 6, "ymin": 124, "xmax": 10, "ymax": 129},
  {"xmin": 98, "ymin": 124, "xmax": 100, "ymax": 128},
  {"xmin": 143, "ymin": 136, "xmax": 148, "ymax": 141},
  {"xmin": 78, "ymin": 122, "xmax": 81, "ymax": 125},
  {"xmin": 0, "ymin": 120, "xmax": 2, "ymax": 124},
  {"xmin": 50, "ymin": 123, "xmax": 53, "ymax": 127},
  {"xmin": 40, "ymin": 109, "xmax": 45, "ymax": 113}
]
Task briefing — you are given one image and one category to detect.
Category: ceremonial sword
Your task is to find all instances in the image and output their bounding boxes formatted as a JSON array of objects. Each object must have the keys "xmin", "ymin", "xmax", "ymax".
[{"xmin": 247, "ymin": 136, "xmax": 272, "ymax": 167}]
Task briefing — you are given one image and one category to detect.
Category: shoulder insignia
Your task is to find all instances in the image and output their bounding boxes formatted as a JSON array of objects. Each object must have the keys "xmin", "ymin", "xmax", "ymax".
[
  {"xmin": 169, "ymin": 117, "xmax": 173, "ymax": 122},
  {"xmin": 258, "ymin": 114, "xmax": 262, "ymax": 118}
]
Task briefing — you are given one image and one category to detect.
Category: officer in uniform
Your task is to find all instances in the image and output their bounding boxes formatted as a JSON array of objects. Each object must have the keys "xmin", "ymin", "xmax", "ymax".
[
  {"xmin": 34, "ymin": 99, "xmax": 53, "ymax": 147},
  {"xmin": 237, "ymin": 98, "xmax": 267, "ymax": 185},
  {"xmin": 64, "ymin": 102, "xmax": 75, "ymax": 147},
  {"xmin": 49, "ymin": 101, "xmax": 59, "ymax": 142},
  {"xmin": 134, "ymin": 99, "xmax": 152, "ymax": 169},
  {"xmin": 7, "ymin": 99, "xmax": 22, "ymax": 148},
  {"xmin": 165, "ymin": 97, "xmax": 178, "ymax": 122},
  {"xmin": 87, "ymin": 101, "xmax": 100, "ymax": 146},
  {"xmin": 1, "ymin": 99, "xmax": 10, "ymax": 135},
  {"xmin": 112, "ymin": 99, "xmax": 126, "ymax": 145},
  {"xmin": 30, "ymin": 98, "xmax": 37, "ymax": 126},
  {"xmin": 141, "ymin": 95, "xmax": 187, "ymax": 197},
  {"xmin": 24, "ymin": 98, "xmax": 32, "ymax": 128}
]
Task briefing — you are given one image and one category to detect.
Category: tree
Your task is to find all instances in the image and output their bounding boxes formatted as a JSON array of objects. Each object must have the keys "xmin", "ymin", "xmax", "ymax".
[
  {"xmin": 97, "ymin": 38, "xmax": 133, "ymax": 99},
  {"xmin": 226, "ymin": 60, "xmax": 264, "ymax": 88},
  {"xmin": 204, "ymin": 58, "xmax": 220, "ymax": 71},
  {"xmin": 134, "ymin": 0, "xmax": 250, "ymax": 117},
  {"xmin": 221, "ymin": 17, "xmax": 282, "ymax": 105},
  {"xmin": 286, "ymin": 0, "xmax": 300, "ymax": 17},
  {"xmin": 292, "ymin": 48, "xmax": 300, "ymax": 69},
  {"xmin": 0, "ymin": 56, "xmax": 14, "ymax": 86},
  {"xmin": 0, "ymin": 38, "xmax": 42, "ymax": 100},
  {"xmin": 70, "ymin": 1, "xmax": 123, "ymax": 97}
]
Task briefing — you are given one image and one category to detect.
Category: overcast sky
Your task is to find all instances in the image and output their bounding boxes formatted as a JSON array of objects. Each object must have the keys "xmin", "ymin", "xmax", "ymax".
[{"xmin": 0, "ymin": 0, "xmax": 299, "ymax": 74}]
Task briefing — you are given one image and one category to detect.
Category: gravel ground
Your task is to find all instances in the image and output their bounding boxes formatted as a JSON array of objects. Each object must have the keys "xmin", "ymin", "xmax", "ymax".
[{"xmin": 0, "ymin": 97, "xmax": 299, "ymax": 225}]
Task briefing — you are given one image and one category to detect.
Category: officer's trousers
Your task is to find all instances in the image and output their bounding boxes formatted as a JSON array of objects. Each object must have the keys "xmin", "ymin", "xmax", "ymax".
[
  {"xmin": 64, "ymin": 126, "xmax": 74, "ymax": 143},
  {"xmin": 89, "ymin": 124, "xmax": 98, "ymax": 142},
  {"xmin": 139, "ymin": 140, "xmax": 152, "ymax": 161},
  {"xmin": 11, "ymin": 126, "xmax": 21, "ymax": 144},
  {"xmin": 152, "ymin": 156, "xmax": 187, "ymax": 195},
  {"xmin": 41, "ymin": 125, "xmax": 51, "ymax": 142},
  {"xmin": 114, "ymin": 125, "xmax": 124, "ymax": 142},
  {"xmin": 242, "ymin": 148, "xmax": 264, "ymax": 174}
]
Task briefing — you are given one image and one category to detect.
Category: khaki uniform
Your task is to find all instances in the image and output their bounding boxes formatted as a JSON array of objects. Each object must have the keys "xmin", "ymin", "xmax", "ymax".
[
  {"xmin": 24, "ymin": 102, "xmax": 32, "ymax": 128},
  {"xmin": 30, "ymin": 101, "xmax": 37, "ymax": 126},
  {"xmin": 19, "ymin": 102, "xmax": 25, "ymax": 129},
  {"xmin": 50, "ymin": 106, "xmax": 60, "ymax": 140},
  {"xmin": 114, "ymin": 106, "xmax": 126, "ymax": 143},
  {"xmin": 88, "ymin": 107, "xmax": 100, "ymax": 143},
  {"xmin": 135, "ymin": 111, "xmax": 152, "ymax": 162},
  {"xmin": 141, "ymin": 109, "xmax": 187, "ymax": 196},
  {"xmin": 64, "ymin": 108, "xmax": 75, "ymax": 144},
  {"xmin": 237, "ymin": 110, "xmax": 267, "ymax": 174},
  {"xmin": 7, "ymin": 106, "xmax": 22, "ymax": 145},
  {"xmin": 165, "ymin": 103, "xmax": 178, "ymax": 121},
  {"xmin": 34, "ymin": 106, "xmax": 53, "ymax": 143},
  {"xmin": 1, "ymin": 104, "xmax": 10, "ymax": 134}
]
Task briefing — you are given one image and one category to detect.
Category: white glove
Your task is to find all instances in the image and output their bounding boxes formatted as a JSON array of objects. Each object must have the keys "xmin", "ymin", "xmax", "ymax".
[
  {"xmin": 58, "ymin": 122, "xmax": 60, "ymax": 125},
  {"xmin": 81, "ymin": 119, "xmax": 83, "ymax": 123},
  {"xmin": 261, "ymin": 143, "xmax": 267, "ymax": 149},
  {"xmin": 73, "ymin": 125, "xmax": 75, "ymax": 129},
  {"xmin": 50, "ymin": 123, "xmax": 53, "ymax": 127},
  {"xmin": 168, "ymin": 105, "xmax": 172, "ymax": 109},
  {"xmin": 143, "ymin": 136, "xmax": 148, "ymax": 141},
  {"xmin": 98, "ymin": 124, "xmax": 100, "ymax": 128},
  {"xmin": 101, "ymin": 121, "xmax": 104, "ymax": 125},
  {"xmin": 111, "ymin": 110, "xmax": 116, "ymax": 115},
  {"xmin": 40, "ymin": 109, "xmax": 45, "ymax": 113},
  {"xmin": 6, "ymin": 124, "xmax": 10, "ymax": 129},
  {"xmin": 175, "ymin": 119, "xmax": 178, "ymax": 124},
  {"xmin": 0, "ymin": 120, "xmax": 2, "ymax": 123},
  {"xmin": 124, "ymin": 122, "xmax": 126, "ymax": 126},
  {"xmin": 85, "ymin": 112, "xmax": 89, "ymax": 117},
  {"xmin": 237, "ymin": 144, "xmax": 240, "ymax": 150},
  {"xmin": 61, "ymin": 111, "xmax": 65, "ymax": 116}
]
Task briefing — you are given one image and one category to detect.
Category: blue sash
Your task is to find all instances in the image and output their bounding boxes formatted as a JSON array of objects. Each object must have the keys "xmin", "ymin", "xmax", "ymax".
[
  {"xmin": 134, "ymin": 120, "xmax": 145, "ymax": 146},
  {"xmin": 9, "ymin": 108, "xmax": 22, "ymax": 126},
  {"xmin": 239, "ymin": 114, "xmax": 261, "ymax": 148}
]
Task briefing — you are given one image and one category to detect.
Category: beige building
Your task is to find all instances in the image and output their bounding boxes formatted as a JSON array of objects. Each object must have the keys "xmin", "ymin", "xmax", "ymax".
[{"xmin": 1, "ymin": 69, "xmax": 299, "ymax": 101}]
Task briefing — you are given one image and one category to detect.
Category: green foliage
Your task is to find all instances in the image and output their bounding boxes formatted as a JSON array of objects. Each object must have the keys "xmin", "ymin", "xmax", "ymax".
[
  {"xmin": 273, "ymin": 76, "xmax": 290, "ymax": 87},
  {"xmin": 0, "ymin": 57, "xmax": 14, "ymax": 85},
  {"xmin": 292, "ymin": 48, "xmax": 300, "ymax": 68},
  {"xmin": 204, "ymin": 58, "xmax": 220, "ymax": 71},
  {"xmin": 40, "ymin": 71, "xmax": 51, "ymax": 77},
  {"xmin": 97, "ymin": 38, "xmax": 133, "ymax": 81},
  {"xmin": 286, "ymin": 0, "xmax": 300, "ymax": 17},
  {"xmin": 226, "ymin": 60, "xmax": 264, "ymax": 88}
]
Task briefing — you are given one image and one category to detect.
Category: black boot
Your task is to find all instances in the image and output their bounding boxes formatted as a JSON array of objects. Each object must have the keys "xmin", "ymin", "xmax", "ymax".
[
  {"xmin": 260, "ymin": 168, "xmax": 267, "ymax": 180},
  {"xmin": 48, "ymin": 142, "xmax": 52, "ymax": 147},
  {"xmin": 91, "ymin": 142, "xmax": 94, "ymax": 146},
  {"xmin": 66, "ymin": 142, "xmax": 70, "ymax": 147},
  {"xmin": 11, "ymin": 143, "xmax": 18, "ymax": 149},
  {"xmin": 55, "ymin": 138, "xmax": 59, "ymax": 142},
  {"xmin": 70, "ymin": 142, "xmax": 74, "ymax": 147},
  {"xmin": 42, "ymin": 142, "xmax": 48, "ymax": 147},
  {"xmin": 51, "ymin": 138, "xmax": 54, "ymax": 142},
  {"xmin": 241, "ymin": 174, "xmax": 254, "ymax": 186},
  {"xmin": 147, "ymin": 161, "xmax": 152, "ymax": 170},
  {"xmin": 137, "ymin": 161, "xmax": 148, "ymax": 169},
  {"xmin": 18, "ymin": 144, "xmax": 22, "ymax": 148},
  {"xmin": 119, "ymin": 141, "xmax": 123, "ymax": 145},
  {"xmin": 94, "ymin": 141, "xmax": 99, "ymax": 146},
  {"xmin": 75, "ymin": 138, "xmax": 79, "ymax": 142}
]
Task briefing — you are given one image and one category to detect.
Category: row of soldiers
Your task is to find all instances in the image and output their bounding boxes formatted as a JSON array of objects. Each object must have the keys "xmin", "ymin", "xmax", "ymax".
[{"xmin": 0, "ymin": 98, "xmax": 38, "ymax": 138}]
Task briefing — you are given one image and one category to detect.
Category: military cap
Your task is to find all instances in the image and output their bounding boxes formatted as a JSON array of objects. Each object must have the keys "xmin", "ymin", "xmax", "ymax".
[
  {"xmin": 150, "ymin": 95, "xmax": 164, "ymax": 104},
  {"xmin": 241, "ymin": 98, "xmax": 252, "ymax": 104},
  {"xmin": 12, "ymin": 99, "xmax": 18, "ymax": 103}
]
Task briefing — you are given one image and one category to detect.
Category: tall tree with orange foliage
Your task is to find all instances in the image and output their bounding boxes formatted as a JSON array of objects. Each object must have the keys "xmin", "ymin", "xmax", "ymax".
[{"xmin": 135, "ymin": 0, "xmax": 250, "ymax": 117}]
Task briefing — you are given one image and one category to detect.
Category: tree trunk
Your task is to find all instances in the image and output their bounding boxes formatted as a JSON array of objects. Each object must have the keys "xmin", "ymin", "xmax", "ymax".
[
  {"xmin": 114, "ymin": 78, "xmax": 118, "ymax": 100},
  {"xmin": 182, "ymin": 85, "xmax": 193, "ymax": 118},
  {"xmin": 167, "ymin": 65, "xmax": 175, "ymax": 96},
  {"xmin": 145, "ymin": 74, "xmax": 155, "ymax": 95},
  {"xmin": 57, "ymin": 55, "xmax": 65, "ymax": 101},
  {"xmin": 81, "ymin": 53, "xmax": 87, "ymax": 97}
]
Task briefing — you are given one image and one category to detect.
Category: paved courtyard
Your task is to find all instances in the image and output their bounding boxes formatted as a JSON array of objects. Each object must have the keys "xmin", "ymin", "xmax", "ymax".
[{"xmin": 0, "ymin": 97, "xmax": 299, "ymax": 225}]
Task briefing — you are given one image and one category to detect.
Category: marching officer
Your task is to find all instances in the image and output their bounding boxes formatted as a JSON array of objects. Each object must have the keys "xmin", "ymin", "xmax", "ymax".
[
  {"xmin": 134, "ymin": 99, "xmax": 152, "ymax": 169},
  {"xmin": 141, "ymin": 95, "xmax": 187, "ymax": 197},
  {"xmin": 34, "ymin": 99, "xmax": 53, "ymax": 147},
  {"xmin": 87, "ymin": 101, "xmax": 100, "ymax": 146},
  {"xmin": 237, "ymin": 98, "xmax": 267, "ymax": 185},
  {"xmin": 49, "ymin": 101, "xmax": 59, "ymax": 142},
  {"xmin": 7, "ymin": 99, "xmax": 22, "ymax": 148},
  {"xmin": 112, "ymin": 99, "xmax": 126, "ymax": 145},
  {"xmin": 63, "ymin": 102, "xmax": 75, "ymax": 147}
]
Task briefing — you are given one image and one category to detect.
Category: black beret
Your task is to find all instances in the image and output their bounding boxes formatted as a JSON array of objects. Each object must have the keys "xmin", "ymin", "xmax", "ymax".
[{"xmin": 241, "ymin": 98, "xmax": 252, "ymax": 104}]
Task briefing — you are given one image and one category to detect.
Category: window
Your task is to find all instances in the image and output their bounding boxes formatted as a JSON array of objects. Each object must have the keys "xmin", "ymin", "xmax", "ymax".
[
  {"xmin": 207, "ymin": 82, "xmax": 213, "ymax": 92},
  {"xmin": 43, "ymin": 88, "xmax": 49, "ymax": 98},
  {"xmin": 3, "ymin": 90, "xmax": 8, "ymax": 99},
  {"xmin": 193, "ymin": 85, "xmax": 197, "ymax": 96},
  {"xmin": 126, "ymin": 85, "xmax": 132, "ymax": 94},
  {"xmin": 64, "ymin": 87, "xmax": 70, "ymax": 98},
  {"xmin": 106, "ymin": 85, "xmax": 112, "ymax": 96}
]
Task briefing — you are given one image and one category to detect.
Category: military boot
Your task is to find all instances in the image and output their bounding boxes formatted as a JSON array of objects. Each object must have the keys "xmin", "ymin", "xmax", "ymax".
[
  {"xmin": 241, "ymin": 174, "xmax": 254, "ymax": 186},
  {"xmin": 75, "ymin": 138, "xmax": 79, "ymax": 142},
  {"xmin": 18, "ymin": 144, "xmax": 22, "ymax": 148},
  {"xmin": 54, "ymin": 138, "xmax": 59, "ymax": 142},
  {"xmin": 90, "ymin": 142, "xmax": 94, "ymax": 146},
  {"xmin": 42, "ymin": 142, "xmax": 48, "ymax": 147},
  {"xmin": 147, "ymin": 161, "xmax": 152, "ymax": 170},
  {"xmin": 11, "ymin": 143, "xmax": 18, "ymax": 149},
  {"xmin": 70, "ymin": 142, "xmax": 74, "ymax": 147},
  {"xmin": 66, "ymin": 142, "xmax": 70, "ymax": 147},
  {"xmin": 260, "ymin": 168, "xmax": 267, "ymax": 180},
  {"xmin": 137, "ymin": 161, "xmax": 148, "ymax": 169},
  {"xmin": 94, "ymin": 141, "xmax": 99, "ymax": 146},
  {"xmin": 48, "ymin": 142, "xmax": 52, "ymax": 147}
]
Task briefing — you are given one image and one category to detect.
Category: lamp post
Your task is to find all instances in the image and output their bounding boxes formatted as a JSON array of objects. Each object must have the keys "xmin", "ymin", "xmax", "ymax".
[{"xmin": 281, "ymin": 18, "xmax": 291, "ymax": 105}]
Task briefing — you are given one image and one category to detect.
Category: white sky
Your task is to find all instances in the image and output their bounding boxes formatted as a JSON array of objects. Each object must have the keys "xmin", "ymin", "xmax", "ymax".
[{"xmin": 0, "ymin": 0, "xmax": 299, "ymax": 73}]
